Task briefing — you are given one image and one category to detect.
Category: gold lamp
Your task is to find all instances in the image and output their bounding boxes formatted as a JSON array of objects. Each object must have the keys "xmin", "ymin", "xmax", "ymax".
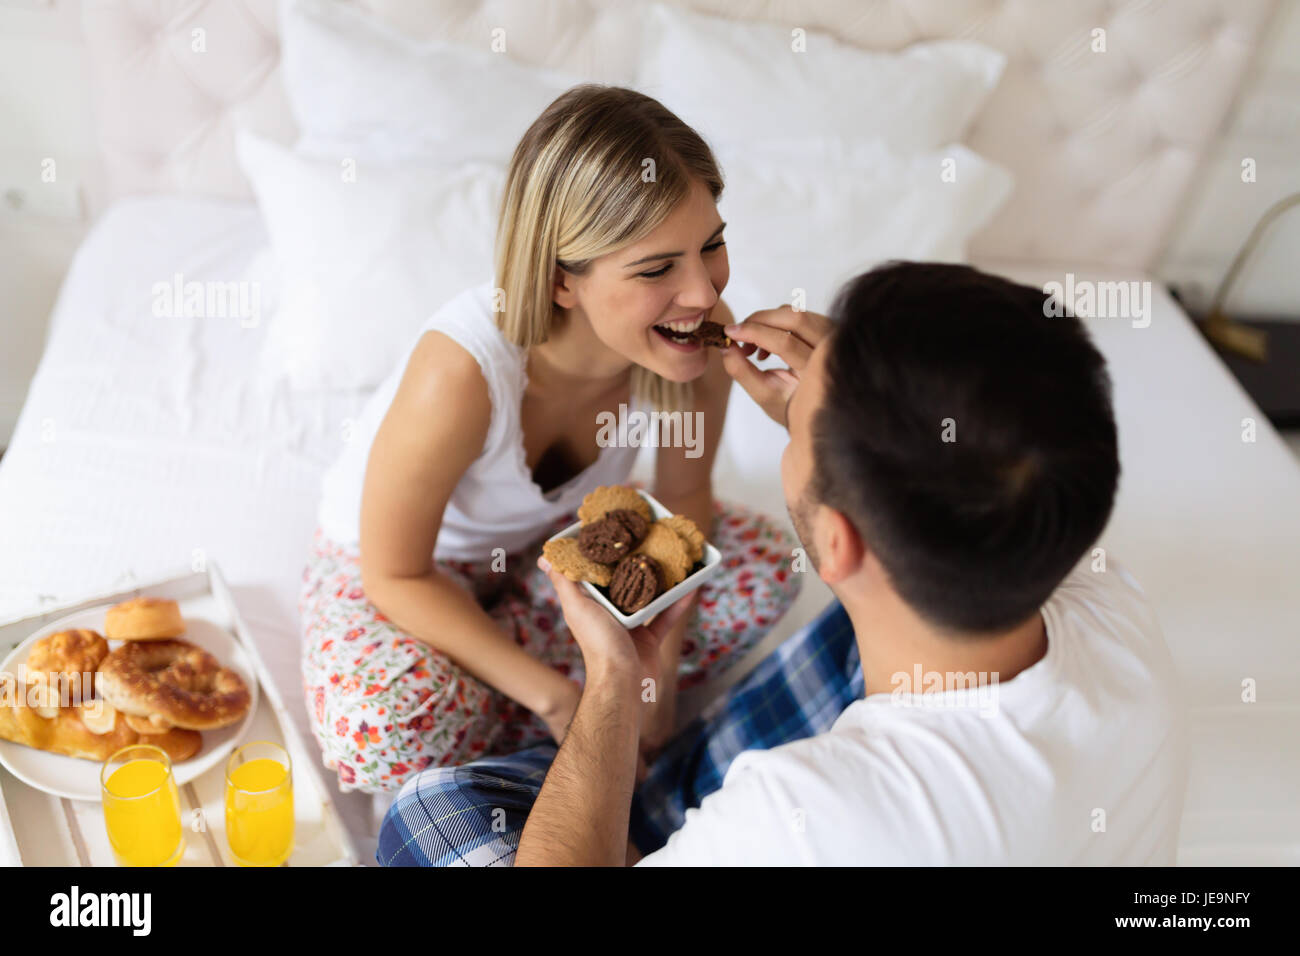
[{"xmin": 1201, "ymin": 191, "xmax": 1300, "ymax": 362}]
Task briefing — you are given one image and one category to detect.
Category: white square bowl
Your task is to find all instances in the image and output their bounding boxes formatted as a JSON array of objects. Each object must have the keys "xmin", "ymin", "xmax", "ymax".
[{"xmin": 546, "ymin": 489, "xmax": 723, "ymax": 628}]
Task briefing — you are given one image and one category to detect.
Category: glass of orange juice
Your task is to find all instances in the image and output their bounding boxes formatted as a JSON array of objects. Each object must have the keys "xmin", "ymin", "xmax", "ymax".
[
  {"xmin": 225, "ymin": 740, "xmax": 294, "ymax": 866},
  {"xmin": 100, "ymin": 744, "xmax": 185, "ymax": 867}
]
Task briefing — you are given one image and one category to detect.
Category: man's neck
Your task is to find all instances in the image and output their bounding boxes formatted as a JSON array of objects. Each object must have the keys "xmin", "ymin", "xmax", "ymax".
[{"xmin": 840, "ymin": 588, "xmax": 1048, "ymax": 699}]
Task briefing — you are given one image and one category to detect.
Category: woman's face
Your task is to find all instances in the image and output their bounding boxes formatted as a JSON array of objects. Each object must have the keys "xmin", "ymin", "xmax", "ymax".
[{"xmin": 553, "ymin": 177, "xmax": 729, "ymax": 383}]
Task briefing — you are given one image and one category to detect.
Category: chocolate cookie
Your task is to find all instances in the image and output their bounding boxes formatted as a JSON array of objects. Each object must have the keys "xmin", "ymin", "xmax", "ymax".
[
  {"xmin": 577, "ymin": 485, "xmax": 653, "ymax": 525},
  {"xmin": 542, "ymin": 536, "xmax": 613, "ymax": 587},
  {"xmin": 577, "ymin": 508, "xmax": 649, "ymax": 563},
  {"xmin": 609, "ymin": 553, "xmax": 663, "ymax": 614},
  {"xmin": 690, "ymin": 321, "xmax": 732, "ymax": 348}
]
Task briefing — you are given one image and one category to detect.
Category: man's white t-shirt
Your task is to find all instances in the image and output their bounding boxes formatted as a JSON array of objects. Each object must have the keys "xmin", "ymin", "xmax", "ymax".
[{"xmin": 637, "ymin": 558, "xmax": 1190, "ymax": 865}]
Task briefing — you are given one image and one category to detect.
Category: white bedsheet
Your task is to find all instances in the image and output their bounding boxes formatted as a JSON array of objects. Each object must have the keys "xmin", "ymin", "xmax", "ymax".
[
  {"xmin": 0, "ymin": 196, "xmax": 383, "ymax": 850},
  {"xmin": 1, "ymin": 197, "xmax": 1297, "ymax": 865}
]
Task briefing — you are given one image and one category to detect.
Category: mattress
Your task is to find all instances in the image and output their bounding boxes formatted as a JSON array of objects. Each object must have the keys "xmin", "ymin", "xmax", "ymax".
[
  {"xmin": 1, "ymin": 196, "xmax": 1297, "ymax": 864},
  {"xmin": 0, "ymin": 196, "xmax": 383, "ymax": 848}
]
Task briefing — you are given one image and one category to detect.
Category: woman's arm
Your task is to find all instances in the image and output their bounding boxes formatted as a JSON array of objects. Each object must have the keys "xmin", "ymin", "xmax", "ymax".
[
  {"xmin": 653, "ymin": 298, "xmax": 734, "ymax": 539},
  {"xmin": 641, "ymin": 300, "xmax": 734, "ymax": 749},
  {"xmin": 359, "ymin": 331, "xmax": 579, "ymax": 729}
]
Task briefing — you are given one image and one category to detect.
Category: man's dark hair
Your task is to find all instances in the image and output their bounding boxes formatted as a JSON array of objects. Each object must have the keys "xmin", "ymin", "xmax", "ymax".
[{"xmin": 811, "ymin": 261, "xmax": 1120, "ymax": 634}]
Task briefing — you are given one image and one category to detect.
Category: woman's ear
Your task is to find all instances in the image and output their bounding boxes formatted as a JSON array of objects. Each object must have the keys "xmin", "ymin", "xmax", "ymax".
[{"xmin": 552, "ymin": 266, "xmax": 578, "ymax": 310}]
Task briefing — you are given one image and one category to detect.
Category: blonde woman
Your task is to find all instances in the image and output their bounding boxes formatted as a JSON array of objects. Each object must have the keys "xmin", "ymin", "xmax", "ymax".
[{"xmin": 299, "ymin": 85, "xmax": 801, "ymax": 794}]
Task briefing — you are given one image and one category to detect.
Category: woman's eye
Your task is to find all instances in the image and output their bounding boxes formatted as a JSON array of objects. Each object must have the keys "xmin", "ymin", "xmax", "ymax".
[{"xmin": 638, "ymin": 241, "xmax": 724, "ymax": 279}]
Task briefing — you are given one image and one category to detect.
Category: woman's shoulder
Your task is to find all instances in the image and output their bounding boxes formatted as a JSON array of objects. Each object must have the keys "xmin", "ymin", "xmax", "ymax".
[
  {"xmin": 422, "ymin": 281, "xmax": 523, "ymax": 376},
  {"xmin": 430, "ymin": 280, "xmax": 497, "ymax": 320},
  {"xmin": 425, "ymin": 281, "xmax": 503, "ymax": 335},
  {"xmin": 401, "ymin": 324, "xmax": 491, "ymax": 409}
]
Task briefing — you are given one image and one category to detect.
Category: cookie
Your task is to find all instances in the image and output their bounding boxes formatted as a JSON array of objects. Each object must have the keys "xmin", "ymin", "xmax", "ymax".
[
  {"xmin": 577, "ymin": 508, "xmax": 649, "ymax": 563},
  {"xmin": 609, "ymin": 554, "xmax": 663, "ymax": 614},
  {"xmin": 690, "ymin": 320, "xmax": 732, "ymax": 348},
  {"xmin": 542, "ymin": 536, "xmax": 613, "ymax": 587},
  {"xmin": 577, "ymin": 485, "xmax": 653, "ymax": 525},
  {"xmin": 633, "ymin": 522, "xmax": 693, "ymax": 589},
  {"xmin": 660, "ymin": 514, "xmax": 705, "ymax": 564}
]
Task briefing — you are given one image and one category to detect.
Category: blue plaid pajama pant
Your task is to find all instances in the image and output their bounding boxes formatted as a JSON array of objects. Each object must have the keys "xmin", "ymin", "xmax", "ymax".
[{"xmin": 377, "ymin": 599, "xmax": 862, "ymax": 866}]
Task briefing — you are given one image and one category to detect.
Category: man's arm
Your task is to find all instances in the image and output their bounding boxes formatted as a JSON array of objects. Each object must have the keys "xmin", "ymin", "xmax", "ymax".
[
  {"xmin": 514, "ymin": 658, "xmax": 641, "ymax": 866},
  {"xmin": 514, "ymin": 561, "xmax": 694, "ymax": 867}
]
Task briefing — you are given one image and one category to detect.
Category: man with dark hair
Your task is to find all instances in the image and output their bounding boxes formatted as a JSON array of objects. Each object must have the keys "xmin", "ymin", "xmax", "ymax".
[
  {"xmin": 380, "ymin": 262, "xmax": 1189, "ymax": 866},
  {"xmin": 800, "ymin": 262, "xmax": 1121, "ymax": 635}
]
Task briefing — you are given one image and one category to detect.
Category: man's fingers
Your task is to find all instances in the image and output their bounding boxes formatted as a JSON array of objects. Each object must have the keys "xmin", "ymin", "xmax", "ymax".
[
  {"xmin": 725, "ymin": 320, "xmax": 813, "ymax": 370},
  {"xmin": 737, "ymin": 305, "xmax": 834, "ymax": 346},
  {"xmin": 722, "ymin": 347, "xmax": 799, "ymax": 426},
  {"xmin": 539, "ymin": 558, "xmax": 600, "ymax": 618},
  {"xmin": 722, "ymin": 343, "xmax": 774, "ymax": 395},
  {"xmin": 641, "ymin": 592, "xmax": 695, "ymax": 642}
]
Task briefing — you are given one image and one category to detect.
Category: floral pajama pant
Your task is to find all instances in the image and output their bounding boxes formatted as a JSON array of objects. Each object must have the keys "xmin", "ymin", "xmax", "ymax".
[{"xmin": 299, "ymin": 500, "xmax": 802, "ymax": 795}]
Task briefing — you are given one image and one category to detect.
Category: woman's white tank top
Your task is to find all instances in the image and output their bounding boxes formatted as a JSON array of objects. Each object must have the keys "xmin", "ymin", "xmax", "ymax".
[{"xmin": 317, "ymin": 282, "xmax": 641, "ymax": 560}]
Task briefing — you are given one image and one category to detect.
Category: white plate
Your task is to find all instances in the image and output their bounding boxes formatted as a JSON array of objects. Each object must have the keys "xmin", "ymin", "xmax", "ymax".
[
  {"xmin": 548, "ymin": 490, "xmax": 724, "ymax": 628},
  {"xmin": 0, "ymin": 603, "xmax": 258, "ymax": 801}
]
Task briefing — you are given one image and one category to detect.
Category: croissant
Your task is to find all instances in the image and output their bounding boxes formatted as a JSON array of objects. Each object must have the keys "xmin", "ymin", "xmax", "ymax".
[{"xmin": 0, "ymin": 675, "xmax": 200, "ymax": 763}]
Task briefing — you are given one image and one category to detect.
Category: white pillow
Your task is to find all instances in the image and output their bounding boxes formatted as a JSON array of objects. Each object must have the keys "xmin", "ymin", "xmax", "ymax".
[
  {"xmin": 637, "ymin": 2, "xmax": 1005, "ymax": 159},
  {"xmin": 716, "ymin": 143, "xmax": 1014, "ymax": 319},
  {"xmin": 235, "ymin": 130, "xmax": 502, "ymax": 390},
  {"xmin": 715, "ymin": 143, "xmax": 1012, "ymax": 479},
  {"xmin": 281, "ymin": 0, "xmax": 579, "ymax": 163}
]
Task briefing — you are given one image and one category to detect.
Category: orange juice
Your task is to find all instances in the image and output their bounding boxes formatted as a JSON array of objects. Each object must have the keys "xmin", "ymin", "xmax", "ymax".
[
  {"xmin": 103, "ymin": 758, "xmax": 184, "ymax": 867},
  {"xmin": 225, "ymin": 756, "xmax": 293, "ymax": 866}
]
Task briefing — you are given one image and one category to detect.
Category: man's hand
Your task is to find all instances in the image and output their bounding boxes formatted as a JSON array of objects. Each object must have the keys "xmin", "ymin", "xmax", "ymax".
[
  {"xmin": 721, "ymin": 306, "xmax": 833, "ymax": 427},
  {"xmin": 540, "ymin": 558, "xmax": 694, "ymax": 782},
  {"xmin": 539, "ymin": 557, "xmax": 694, "ymax": 697}
]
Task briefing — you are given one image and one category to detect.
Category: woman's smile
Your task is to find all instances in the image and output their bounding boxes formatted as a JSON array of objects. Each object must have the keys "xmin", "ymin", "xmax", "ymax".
[{"xmin": 650, "ymin": 308, "xmax": 710, "ymax": 352}]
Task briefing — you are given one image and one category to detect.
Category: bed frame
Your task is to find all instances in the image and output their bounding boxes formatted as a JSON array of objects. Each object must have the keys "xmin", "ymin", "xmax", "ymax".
[
  {"xmin": 79, "ymin": 0, "xmax": 1276, "ymax": 270},
  {"xmin": 56, "ymin": 0, "xmax": 1300, "ymax": 865}
]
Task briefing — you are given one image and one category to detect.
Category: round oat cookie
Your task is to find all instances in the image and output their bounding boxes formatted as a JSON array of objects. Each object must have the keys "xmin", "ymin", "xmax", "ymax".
[
  {"xmin": 660, "ymin": 514, "xmax": 706, "ymax": 564},
  {"xmin": 577, "ymin": 485, "xmax": 653, "ymax": 526},
  {"xmin": 542, "ymin": 537, "xmax": 613, "ymax": 587},
  {"xmin": 633, "ymin": 523, "xmax": 692, "ymax": 589}
]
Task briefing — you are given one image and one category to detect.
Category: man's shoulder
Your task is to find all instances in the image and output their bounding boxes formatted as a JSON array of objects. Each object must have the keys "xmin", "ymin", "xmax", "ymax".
[
  {"xmin": 1046, "ymin": 552, "xmax": 1179, "ymax": 689},
  {"xmin": 635, "ymin": 726, "xmax": 902, "ymax": 866},
  {"xmin": 1051, "ymin": 552, "xmax": 1155, "ymax": 623}
]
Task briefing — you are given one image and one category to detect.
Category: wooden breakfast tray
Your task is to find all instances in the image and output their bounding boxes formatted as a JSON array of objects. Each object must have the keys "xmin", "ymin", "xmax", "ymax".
[{"xmin": 0, "ymin": 564, "xmax": 359, "ymax": 866}]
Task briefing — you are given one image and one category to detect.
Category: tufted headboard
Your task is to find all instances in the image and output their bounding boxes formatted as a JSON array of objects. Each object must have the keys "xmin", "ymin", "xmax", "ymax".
[{"xmin": 80, "ymin": 0, "xmax": 1277, "ymax": 270}]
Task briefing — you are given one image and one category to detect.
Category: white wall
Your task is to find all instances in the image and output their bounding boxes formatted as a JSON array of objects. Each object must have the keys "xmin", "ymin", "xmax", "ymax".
[
  {"xmin": 0, "ymin": 0, "xmax": 95, "ymax": 448},
  {"xmin": 1156, "ymin": 0, "xmax": 1300, "ymax": 318}
]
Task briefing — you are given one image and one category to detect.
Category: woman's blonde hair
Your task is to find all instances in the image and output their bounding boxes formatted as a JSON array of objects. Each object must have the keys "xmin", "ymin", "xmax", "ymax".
[{"xmin": 494, "ymin": 84, "xmax": 724, "ymax": 412}]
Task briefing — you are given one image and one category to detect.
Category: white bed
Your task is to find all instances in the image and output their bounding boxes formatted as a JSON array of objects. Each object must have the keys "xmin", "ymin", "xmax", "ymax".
[
  {"xmin": 2, "ymin": 0, "xmax": 1296, "ymax": 865},
  {"xmin": 4, "ymin": 191, "xmax": 1298, "ymax": 864}
]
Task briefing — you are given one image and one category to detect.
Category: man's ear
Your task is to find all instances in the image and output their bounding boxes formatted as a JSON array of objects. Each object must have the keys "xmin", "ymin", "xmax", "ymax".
[
  {"xmin": 553, "ymin": 266, "xmax": 578, "ymax": 309},
  {"xmin": 816, "ymin": 506, "xmax": 865, "ymax": 586}
]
